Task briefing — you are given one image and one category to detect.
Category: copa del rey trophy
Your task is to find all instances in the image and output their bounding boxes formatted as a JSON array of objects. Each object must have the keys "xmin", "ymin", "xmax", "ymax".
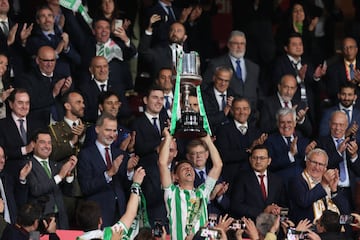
[{"xmin": 169, "ymin": 51, "xmax": 212, "ymax": 138}]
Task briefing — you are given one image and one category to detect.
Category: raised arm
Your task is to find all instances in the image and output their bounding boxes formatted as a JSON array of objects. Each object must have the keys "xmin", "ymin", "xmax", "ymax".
[
  {"xmin": 158, "ymin": 128, "xmax": 173, "ymax": 188},
  {"xmin": 202, "ymin": 135, "xmax": 223, "ymax": 180}
]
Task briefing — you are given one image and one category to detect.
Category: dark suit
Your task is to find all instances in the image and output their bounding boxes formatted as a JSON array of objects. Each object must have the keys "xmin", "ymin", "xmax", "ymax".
[
  {"xmin": 265, "ymin": 132, "xmax": 309, "ymax": 185},
  {"xmin": 77, "ymin": 144, "xmax": 130, "ymax": 227},
  {"xmin": 194, "ymin": 168, "xmax": 230, "ymax": 216},
  {"xmin": 202, "ymin": 84, "xmax": 237, "ymax": 134},
  {"xmin": 0, "ymin": 115, "xmax": 43, "ymax": 178},
  {"xmin": 319, "ymin": 106, "xmax": 360, "ymax": 143},
  {"xmin": 27, "ymin": 157, "xmax": 69, "ymax": 229},
  {"xmin": 131, "ymin": 113, "xmax": 169, "ymax": 158},
  {"xmin": 215, "ymin": 120, "xmax": 262, "ymax": 184},
  {"xmin": 78, "ymin": 80, "xmax": 131, "ymax": 123},
  {"xmin": 230, "ymin": 170, "xmax": 287, "ymax": 221},
  {"xmin": 203, "ymin": 54, "xmax": 260, "ymax": 110},
  {"xmin": 325, "ymin": 57, "xmax": 360, "ymax": 105},
  {"xmin": 317, "ymin": 135, "xmax": 360, "ymax": 212},
  {"xmin": 260, "ymin": 95, "xmax": 313, "ymax": 137},
  {"xmin": 288, "ymin": 173, "xmax": 348, "ymax": 224}
]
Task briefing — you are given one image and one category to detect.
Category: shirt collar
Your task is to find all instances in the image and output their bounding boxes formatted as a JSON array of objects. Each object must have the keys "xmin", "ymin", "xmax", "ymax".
[
  {"xmin": 11, "ymin": 112, "xmax": 27, "ymax": 122},
  {"xmin": 64, "ymin": 117, "xmax": 79, "ymax": 128},
  {"xmin": 213, "ymin": 87, "xmax": 226, "ymax": 95},
  {"xmin": 144, "ymin": 111, "xmax": 160, "ymax": 122},
  {"xmin": 287, "ymin": 54, "xmax": 301, "ymax": 64},
  {"xmin": 33, "ymin": 155, "xmax": 49, "ymax": 163},
  {"xmin": 339, "ymin": 103, "xmax": 353, "ymax": 112},
  {"xmin": 254, "ymin": 169, "xmax": 267, "ymax": 177},
  {"xmin": 234, "ymin": 119, "xmax": 248, "ymax": 129}
]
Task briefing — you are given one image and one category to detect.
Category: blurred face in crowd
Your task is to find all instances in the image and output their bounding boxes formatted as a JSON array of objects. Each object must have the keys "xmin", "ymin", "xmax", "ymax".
[
  {"xmin": 232, "ymin": 99, "xmax": 251, "ymax": 124},
  {"xmin": 96, "ymin": 118, "xmax": 118, "ymax": 146},
  {"xmin": 169, "ymin": 22, "xmax": 187, "ymax": 44},
  {"xmin": 278, "ymin": 75, "xmax": 297, "ymax": 102},
  {"xmin": 329, "ymin": 111, "xmax": 348, "ymax": 139},
  {"xmin": 338, "ymin": 87, "xmax": 357, "ymax": 108},
  {"xmin": 343, "ymin": 38, "xmax": 358, "ymax": 62},
  {"xmin": 285, "ymin": 36, "xmax": 303, "ymax": 58},
  {"xmin": 90, "ymin": 56, "xmax": 109, "ymax": 82},
  {"xmin": 65, "ymin": 92, "xmax": 85, "ymax": 118},
  {"xmin": 36, "ymin": 46, "xmax": 56, "ymax": 76},
  {"xmin": 188, "ymin": 96, "xmax": 199, "ymax": 112},
  {"xmin": 0, "ymin": 54, "xmax": 8, "ymax": 76},
  {"xmin": 0, "ymin": 0, "xmax": 9, "ymax": 15},
  {"xmin": 306, "ymin": 151, "xmax": 327, "ymax": 181},
  {"xmin": 278, "ymin": 113, "xmax": 296, "ymax": 137},
  {"xmin": 9, "ymin": 92, "xmax": 30, "ymax": 118},
  {"xmin": 143, "ymin": 90, "xmax": 164, "ymax": 115},
  {"xmin": 292, "ymin": 3, "xmax": 305, "ymax": 23},
  {"xmin": 0, "ymin": 147, "xmax": 5, "ymax": 172},
  {"xmin": 187, "ymin": 145, "xmax": 209, "ymax": 169},
  {"xmin": 34, "ymin": 133, "xmax": 52, "ymax": 159},
  {"xmin": 156, "ymin": 69, "xmax": 173, "ymax": 93},
  {"xmin": 36, "ymin": 8, "xmax": 55, "ymax": 31},
  {"xmin": 228, "ymin": 34, "xmax": 246, "ymax": 59},
  {"xmin": 99, "ymin": 94, "xmax": 121, "ymax": 117},
  {"xmin": 168, "ymin": 140, "xmax": 178, "ymax": 163},
  {"xmin": 102, "ymin": 0, "xmax": 115, "ymax": 15},
  {"xmin": 93, "ymin": 20, "xmax": 111, "ymax": 43},
  {"xmin": 213, "ymin": 69, "xmax": 231, "ymax": 93},
  {"xmin": 249, "ymin": 148, "xmax": 271, "ymax": 174}
]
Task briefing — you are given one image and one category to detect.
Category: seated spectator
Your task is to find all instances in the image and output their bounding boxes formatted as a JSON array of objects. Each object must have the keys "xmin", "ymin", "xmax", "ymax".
[{"xmin": 316, "ymin": 210, "xmax": 348, "ymax": 240}]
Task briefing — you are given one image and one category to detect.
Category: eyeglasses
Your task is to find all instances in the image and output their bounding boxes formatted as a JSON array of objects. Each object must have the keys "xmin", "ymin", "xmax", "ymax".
[
  {"xmin": 189, "ymin": 150, "xmax": 206, "ymax": 157},
  {"xmin": 39, "ymin": 58, "xmax": 56, "ymax": 62},
  {"xmin": 251, "ymin": 156, "xmax": 268, "ymax": 161},
  {"xmin": 307, "ymin": 159, "xmax": 327, "ymax": 168}
]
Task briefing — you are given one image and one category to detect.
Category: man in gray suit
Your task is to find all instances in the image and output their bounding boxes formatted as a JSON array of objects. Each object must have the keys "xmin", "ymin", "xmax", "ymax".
[{"xmin": 203, "ymin": 30, "xmax": 260, "ymax": 111}]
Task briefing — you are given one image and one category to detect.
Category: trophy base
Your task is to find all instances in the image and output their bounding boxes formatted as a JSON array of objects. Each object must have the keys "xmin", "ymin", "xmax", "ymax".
[{"xmin": 174, "ymin": 111, "xmax": 207, "ymax": 138}]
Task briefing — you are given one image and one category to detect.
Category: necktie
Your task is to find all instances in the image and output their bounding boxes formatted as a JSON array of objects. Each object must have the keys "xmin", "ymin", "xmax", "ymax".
[
  {"xmin": 349, "ymin": 63, "xmax": 355, "ymax": 80},
  {"xmin": 239, "ymin": 125, "xmax": 247, "ymax": 135},
  {"xmin": 199, "ymin": 170, "xmax": 205, "ymax": 184},
  {"xmin": 343, "ymin": 109, "xmax": 351, "ymax": 124},
  {"xmin": 152, "ymin": 117, "xmax": 159, "ymax": 134},
  {"xmin": 336, "ymin": 139, "xmax": 347, "ymax": 182},
  {"xmin": 97, "ymin": 43, "xmax": 105, "ymax": 56},
  {"xmin": 104, "ymin": 147, "xmax": 112, "ymax": 170},
  {"xmin": 41, "ymin": 160, "xmax": 52, "ymax": 178},
  {"xmin": 0, "ymin": 21, "xmax": 8, "ymax": 36},
  {"xmin": 164, "ymin": 96, "xmax": 171, "ymax": 110},
  {"xmin": 48, "ymin": 33, "xmax": 56, "ymax": 46},
  {"xmin": 284, "ymin": 101, "xmax": 289, "ymax": 108},
  {"xmin": 258, "ymin": 174, "xmax": 267, "ymax": 200},
  {"xmin": 166, "ymin": 5, "xmax": 176, "ymax": 22},
  {"xmin": 220, "ymin": 94, "xmax": 226, "ymax": 110},
  {"xmin": 100, "ymin": 84, "xmax": 106, "ymax": 92},
  {"xmin": 285, "ymin": 136, "xmax": 292, "ymax": 147},
  {"xmin": 235, "ymin": 59, "xmax": 242, "ymax": 81},
  {"xmin": 18, "ymin": 119, "xmax": 27, "ymax": 145}
]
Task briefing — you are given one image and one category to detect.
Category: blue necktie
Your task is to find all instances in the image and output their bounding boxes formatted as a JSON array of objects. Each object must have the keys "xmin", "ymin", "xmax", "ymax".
[
  {"xmin": 164, "ymin": 96, "xmax": 170, "ymax": 110},
  {"xmin": 220, "ymin": 94, "xmax": 226, "ymax": 110},
  {"xmin": 152, "ymin": 117, "xmax": 159, "ymax": 134},
  {"xmin": 199, "ymin": 170, "xmax": 205, "ymax": 184},
  {"xmin": 236, "ymin": 59, "xmax": 242, "ymax": 81},
  {"xmin": 343, "ymin": 109, "xmax": 351, "ymax": 125},
  {"xmin": 349, "ymin": 63, "xmax": 355, "ymax": 80},
  {"xmin": 336, "ymin": 139, "xmax": 347, "ymax": 182}
]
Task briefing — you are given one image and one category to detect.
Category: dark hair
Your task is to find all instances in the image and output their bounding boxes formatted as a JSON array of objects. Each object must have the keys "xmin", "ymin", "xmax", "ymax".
[
  {"xmin": 156, "ymin": 67, "xmax": 173, "ymax": 80},
  {"xmin": 339, "ymin": 82, "xmax": 357, "ymax": 93},
  {"xmin": 62, "ymin": 90, "xmax": 83, "ymax": 105},
  {"xmin": 186, "ymin": 139, "xmax": 208, "ymax": 154},
  {"xmin": 17, "ymin": 203, "xmax": 42, "ymax": 227},
  {"xmin": 98, "ymin": 90, "xmax": 120, "ymax": 106},
  {"xmin": 76, "ymin": 201, "xmax": 102, "ymax": 232},
  {"xmin": 7, "ymin": 88, "xmax": 29, "ymax": 103},
  {"xmin": 31, "ymin": 128, "xmax": 51, "ymax": 142},
  {"xmin": 92, "ymin": 17, "xmax": 111, "ymax": 29},
  {"xmin": 285, "ymin": 32, "xmax": 303, "ymax": 47},
  {"xmin": 251, "ymin": 145, "xmax": 269, "ymax": 156},
  {"xmin": 319, "ymin": 210, "xmax": 341, "ymax": 232},
  {"xmin": 144, "ymin": 85, "xmax": 164, "ymax": 98},
  {"xmin": 231, "ymin": 97, "xmax": 251, "ymax": 109},
  {"xmin": 173, "ymin": 159, "xmax": 194, "ymax": 174},
  {"xmin": 134, "ymin": 227, "xmax": 155, "ymax": 240},
  {"xmin": 36, "ymin": 5, "xmax": 53, "ymax": 20}
]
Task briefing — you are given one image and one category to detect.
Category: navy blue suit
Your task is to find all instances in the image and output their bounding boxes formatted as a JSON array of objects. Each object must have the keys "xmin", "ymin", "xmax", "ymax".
[
  {"xmin": 288, "ymin": 173, "xmax": 348, "ymax": 224},
  {"xmin": 265, "ymin": 132, "xmax": 309, "ymax": 185},
  {"xmin": 215, "ymin": 120, "xmax": 262, "ymax": 184},
  {"xmin": 77, "ymin": 144, "xmax": 130, "ymax": 227},
  {"xmin": 230, "ymin": 170, "xmax": 287, "ymax": 221}
]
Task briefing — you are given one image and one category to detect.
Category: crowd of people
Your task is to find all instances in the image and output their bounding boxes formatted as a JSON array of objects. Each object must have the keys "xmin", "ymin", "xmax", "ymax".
[{"xmin": 2, "ymin": 0, "xmax": 360, "ymax": 239}]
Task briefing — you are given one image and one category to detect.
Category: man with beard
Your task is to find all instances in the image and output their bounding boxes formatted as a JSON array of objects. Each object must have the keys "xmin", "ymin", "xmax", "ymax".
[
  {"xmin": 260, "ymin": 74, "xmax": 312, "ymax": 137},
  {"xmin": 203, "ymin": 30, "xmax": 260, "ymax": 111},
  {"xmin": 319, "ymin": 82, "xmax": 360, "ymax": 143},
  {"xmin": 138, "ymin": 16, "xmax": 188, "ymax": 80}
]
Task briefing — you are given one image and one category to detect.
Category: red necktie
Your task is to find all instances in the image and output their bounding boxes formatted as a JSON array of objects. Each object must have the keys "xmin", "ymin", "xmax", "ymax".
[
  {"xmin": 105, "ymin": 147, "xmax": 112, "ymax": 170},
  {"xmin": 284, "ymin": 101, "xmax": 289, "ymax": 108},
  {"xmin": 258, "ymin": 174, "xmax": 267, "ymax": 200}
]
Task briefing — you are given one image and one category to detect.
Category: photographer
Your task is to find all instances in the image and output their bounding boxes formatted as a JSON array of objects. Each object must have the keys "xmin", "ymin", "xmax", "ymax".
[{"xmin": 1, "ymin": 202, "xmax": 59, "ymax": 240}]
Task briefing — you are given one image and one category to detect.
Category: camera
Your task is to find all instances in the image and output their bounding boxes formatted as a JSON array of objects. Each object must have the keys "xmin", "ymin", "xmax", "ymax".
[
  {"xmin": 280, "ymin": 207, "xmax": 289, "ymax": 222},
  {"xmin": 208, "ymin": 213, "xmax": 218, "ymax": 228},
  {"xmin": 153, "ymin": 220, "xmax": 163, "ymax": 237},
  {"xmin": 199, "ymin": 227, "xmax": 221, "ymax": 239},
  {"xmin": 339, "ymin": 214, "xmax": 354, "ymax": 225},
  {"xmin": 231, "ymin": 220, "xmax": 246, "ymax": 230},
  {"xmin": 38, "ymin": 212, "xmax": 56, "ymax": 234}
]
